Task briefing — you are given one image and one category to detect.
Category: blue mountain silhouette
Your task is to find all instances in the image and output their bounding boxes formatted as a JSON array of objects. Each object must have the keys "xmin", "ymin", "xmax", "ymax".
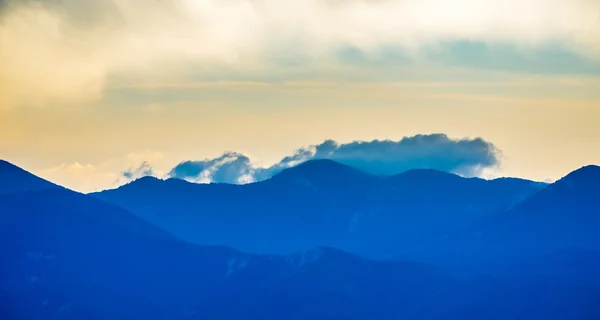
[
  {"xmin": 0, "ymin": 161, "xmax": 454, "ymax": 319},
  {"xmin": 408, "ymin": 164, "xmax": 599, "ymax": 276},
  {"xmin": 2, "ymin": 160, "xmax": 600, "ymax": 319},
  {"xmin": 0, "ymin": 160, "xmax": 61, "ymax": 196},
  {"xmin": 93, "ymin": 159, "xmax": 547, "ymax": 258}
]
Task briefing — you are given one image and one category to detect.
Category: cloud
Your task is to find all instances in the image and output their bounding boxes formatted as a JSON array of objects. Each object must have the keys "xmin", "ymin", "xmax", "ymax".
[
  {"xmin": 2, "ymin": 0, "xmax": 600, "ymax": 109},
  {"xmin": 122, "ymin": 161, "xmax": 154, "ymax": 180},
  {"xmin": 168, "ymin": 152, "xmax": 254, "ymax": 184},
  {"xmin": 168, "ymin": 134, "xmax": 500, "ymax": 184}
]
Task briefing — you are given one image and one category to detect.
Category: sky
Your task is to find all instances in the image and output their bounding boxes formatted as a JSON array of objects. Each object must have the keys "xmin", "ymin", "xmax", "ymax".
[{"xmin": 0, "ymin": 0, "xmax": 599, "ymax": 192}]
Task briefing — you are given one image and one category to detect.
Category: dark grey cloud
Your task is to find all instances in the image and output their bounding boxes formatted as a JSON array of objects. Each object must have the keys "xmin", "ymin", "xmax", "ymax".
[{"xmin": 168, "ymin": 134, "xmax": 500, "ymax": 184}]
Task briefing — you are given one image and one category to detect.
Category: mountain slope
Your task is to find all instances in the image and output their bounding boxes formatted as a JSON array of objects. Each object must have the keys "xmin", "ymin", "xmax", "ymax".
[
  {"xmin": 0, "ymin": 160, "xmax": 60, "ymax": 196},
  {"xmin": 505, "ymin": 165, "xmax": 600, "ymax": 220},
  {"xmin": 452, "ymin": 165, "xmax": 600, "ymax": 270},
  {"xmin": 492, "ymin": 165, "xmax": 600, "ymax": 244},
  {"xmin": 3, "ymin": 185, "xmax": 600, "ymax": 319},
  {"xmin": 0, "ymin": 186, "xmax": 453, "ymax": 319},
  {"xmin": 2, "ymin": 160, "xmax": 600, "ymax": 319},
  {"xmin": 0, "ymin": 188, "xmax": 174, "ymax": 242},
  {"xmin": 92, "ymin": 159, "xmax": 547, "ymax": 258},
  {"xmin": 503, "ymin": 165, "xmax": 600, "ymax": 247}
]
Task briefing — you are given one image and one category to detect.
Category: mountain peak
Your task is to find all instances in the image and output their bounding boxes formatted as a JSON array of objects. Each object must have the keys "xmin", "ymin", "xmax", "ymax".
[
  {"xmin": 0, "ymin": 159, "xmax": 60, "ymax": 196},
  {"xmin": 551, "ymin": 164, "xmax": 600, "ymax": 190},
  {"xmin": 291, "ymin": 159, "xmax": 355, "ymax": 171},
  {"xmin": 95, "ymin": 175, "xmax": 165, "ymax": 194},
  {"xmin": 563, "ymin": 164, "xmax": 600, "ymax": 179},
  {"xmin": 504, "ymin": 164, "xmax": 600, "ymax": 219},
  {"xmin": 270, "ymin": 159, "xmax": 374, "ymax": 185},
  {"xmin": 133, "ymin": 175, "xmax": 163, "ymax": 185}
]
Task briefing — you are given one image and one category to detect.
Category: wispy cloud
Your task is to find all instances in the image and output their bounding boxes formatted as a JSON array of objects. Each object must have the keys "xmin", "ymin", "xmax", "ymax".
[{"xmin": 122, "ymin": 161, "xmax": 154, "ymax": 181}]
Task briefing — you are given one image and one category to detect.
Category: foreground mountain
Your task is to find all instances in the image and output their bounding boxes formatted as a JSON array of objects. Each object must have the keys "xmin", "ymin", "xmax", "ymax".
[
  {"xmin": 0, "ymin": 160, "xmax": 60, "ymax": 196},
  {"xmin": 93, "ymin": 159, "xmax": 547, "ymax": 258},
  {"xmin": 0, "ymin": 179, "xmax": 446, "ymax": 319},
  {"xmin": 2, "ymin": 160, "xmax": 600, "ymax": 319}
]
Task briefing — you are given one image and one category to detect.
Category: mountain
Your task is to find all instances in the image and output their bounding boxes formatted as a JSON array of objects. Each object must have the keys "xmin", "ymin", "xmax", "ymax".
[
  {"xmin": 92, "ymin": 159, "xmax": 547, "ymax": 259},
  {"xmin": 270, "ymin": 159, "xmax": 378, "ymax": 188},
  {"xmin": 351, "ymin": 169, "xmax": 546, "ymax": 258},
  {"xmin": 506, "ymin": 165, "xmax": 600, "ymax": 246},
  {"xmin": 452, "ymin": 165, "xmax": 600, "ymax": 270},
  {"xmin": 0, "ymin": 165, "xmax": 450, "ymax": 319},
  {"xmin": 3, "ymin": 160, "xmax": 600, "ymax": 319},
  {"xmin": 0, "ymin": 185, "xmax": 596, "ymax": 319},
  {"xmin": 505, "ymin": 165, "xmax": 600, "ymax": 220},
  {"xmin": 0, "ymin": 160, "xmax": 60, "ymax": 196}
]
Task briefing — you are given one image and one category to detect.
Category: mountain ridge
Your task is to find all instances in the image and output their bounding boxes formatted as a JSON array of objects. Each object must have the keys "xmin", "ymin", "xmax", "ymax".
[
  {"xmin": 0, "ymin": 185, "xmax": 461, "ymax": 319},
  {"xmin": 3, "ymin": 180, "xmax": 600, "ymax": 319},
  {"xmin": 103, "ymin": 159, "xmax": 547, "ymax": 191},
  {"xmin": 92, "ymin": 158, "xmax": 549, "ymax": 257},
  {"xmin": 0, "ymin": 159, "xmax": 61, "ymax": 196},
  {"xmin": 2, "ymin": 158, "xmax": 600, "ymax": 318}
]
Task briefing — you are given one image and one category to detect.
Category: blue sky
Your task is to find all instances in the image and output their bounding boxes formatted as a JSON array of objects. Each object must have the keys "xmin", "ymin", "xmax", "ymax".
[{"xmin": 0, "ymin": 0, "xmax": 599, "ymax": 191}]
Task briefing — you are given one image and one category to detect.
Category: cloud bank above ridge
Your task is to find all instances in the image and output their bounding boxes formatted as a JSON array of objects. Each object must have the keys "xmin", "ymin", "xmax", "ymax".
[
  {"xmin": 1, "ymin": 0, "xmax": 600, "ymax": 109},
  {"xmin": 168, "ymin": 134, "xmax": 500, "ymax": 184}
]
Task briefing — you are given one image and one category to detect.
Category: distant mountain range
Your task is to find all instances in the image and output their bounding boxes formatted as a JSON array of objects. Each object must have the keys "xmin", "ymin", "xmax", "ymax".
[
  {"xmin": 1, "ymin": 159, "xmax": 600, "ymax": 319},
  {"xmin": 92, "ymin": 159, "xmax": 548, "ymax": 259}
]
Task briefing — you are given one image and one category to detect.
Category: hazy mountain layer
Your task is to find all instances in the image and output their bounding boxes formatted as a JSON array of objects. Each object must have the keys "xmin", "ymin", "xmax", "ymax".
[{"xmin": 94, "ymin": 159, "xmax": 547, "ymax": 259}]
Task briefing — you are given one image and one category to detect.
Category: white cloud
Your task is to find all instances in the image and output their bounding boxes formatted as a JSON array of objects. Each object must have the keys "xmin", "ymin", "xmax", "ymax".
[{"xmin": 1, "ymin": 0, "xmax": 599, "ymax": 109}]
